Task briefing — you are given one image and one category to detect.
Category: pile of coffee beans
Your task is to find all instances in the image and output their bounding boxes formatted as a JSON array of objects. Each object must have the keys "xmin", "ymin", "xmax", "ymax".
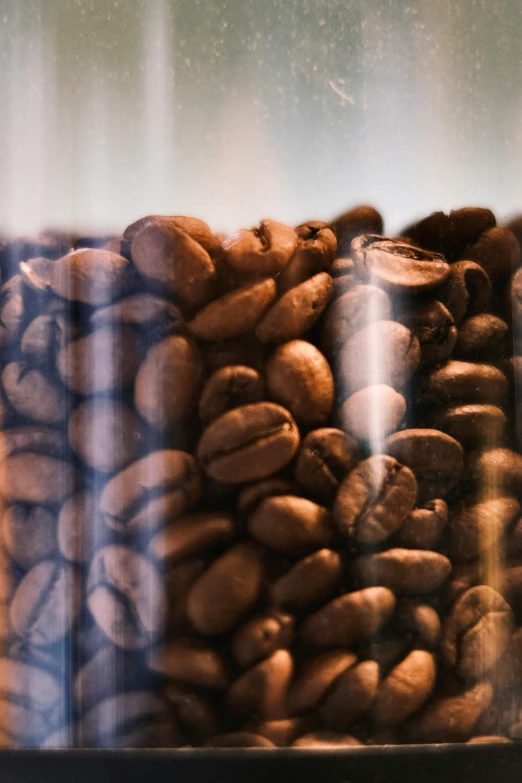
[{"xmin": 1, "ymin": 205, "xmax": 522, "ymax": 748}]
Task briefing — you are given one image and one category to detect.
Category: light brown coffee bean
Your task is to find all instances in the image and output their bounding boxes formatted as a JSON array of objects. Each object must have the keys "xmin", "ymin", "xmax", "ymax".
[
  {"xmin": 467, "ymin": 736, "xmax": 512, "ymax": 744},
  {"xmin": 68, "ymin": 399, "xmax": 144, "ymax": 472},
  {"xmin": 91, "ymin": 293, "xmax": 185, "ymax": 337},
  {"xmin": 149, "ymin": 511, "xmax": 234, "ymax": 564},
  {"xmin": 58, "ymin": 490, "xmax": 100, "ymax": 564},
  {"xmin": 294, "ymin": 428, "xmax": 359, "ymax": 504},
  {"xmin": 147, "ymin": 640, "xmax": 229, "ymax": 689},
  {"xmin": 50, "ymin": 248, "xmax": 134, "ymax": 305},
  {"xmin": 448, "ymin": 496, "xmax": 520, "ymax": 561},
  {"xmin": 2, "ymin": 505, "xmax": 56, "ymax": 569},
  {"xmin": 291, "ymin": 732, "xmax": 363, "ymax": 748},
  {"xmin": 232, "ymin": 612, "xmax": 294, "ymax": 669},
  {"xmin": 124, "ymin": 214, "xmax": 220, "ymax": 256},
  {"xmin": 265, "ymin": 340, "xmax": 333, "ymax": 428},
  {"xmin": 0, "ymin": 453, "xmax": 77, "ymax": 504},
  {"xmin": 199, "ymin": 365, "xmax": 265, "ymax": 426},
  {"xmin": 223, "ymin": 219, "xmax": 298, "ymax": 277},
  {"xmin": 227, "ymin": 649, "xmax": 293, "ymax": 721},
  {"xmin": 187, "ymin": 542, "xmax": 264, "ymax": 635},
  {"xmin": 371, "ymin": 651, "xmax": 436, "ymax": 726},
  {"xmin": 396, "ymin": 499, "xmax": 448, "ymax": 549},
  {"xmin": 197, "ymin": 402, "xmax": 300, "ymax": 483},
  {"xmin": 410, "ymin": 682, "xmax": 493, "ymax": 743},
  {"xmin": 189, "ymin": 278, "xmax": 277, "ymax": 341},
  {"xmin": 248, "ymin": 495, "xmax": 333, "ymax": 555},
  {"xmin": 277, "ymin": 225, "xmax": 336, "ymax": 292},
  {"xmin": 301, "ymin": 587, "xmax": 396, "ymax": 648},
  {"xmin": 397, "ymin": 300, "xmax": 457, "ymax": 367},
  {"xmin": 256, "ymin": 272, "xmax": 332, "ymax": 343},
  {"xmin": 341, "ymin": 385, "xmax": 406, "ymax": 443},
  {"xmin": 321, "ymin": 285, "xmax": 392, "ymax": 357},
  {"xmin": 352, "ymin": 548, "xmax": 451, "ymax": 594},
  {"xmin": 288, "ymin": 650, "xmax": 357, "ymax": 715},
  {"xmin": 2, "ymin": 362, "xmax": 70, "ymax": 425},
  {"xmin": 271, "ymin": 549, "xmax": 342, "ymax": 610},
  {"xmin": 437, "ymin": 259, "xmax": 491, "ymax": 324},
  {"xmin": 320, "ymin": 660, "xmax": 380, "ymax": 729}
]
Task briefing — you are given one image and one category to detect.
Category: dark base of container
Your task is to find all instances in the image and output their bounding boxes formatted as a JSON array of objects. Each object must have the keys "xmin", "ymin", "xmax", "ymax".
[{"xmin": 0, "ymin": 744, "xmax": 518, "ymax": 783}]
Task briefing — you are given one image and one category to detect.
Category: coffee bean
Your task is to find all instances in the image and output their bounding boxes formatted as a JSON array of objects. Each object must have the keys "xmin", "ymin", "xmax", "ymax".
[
  {"xmin": 402, "ymin": 211, "xmax": 450, "ymax": 256},
  {"xmin": 232, "ymin": 612, "xmax": 294, "ymax": 669},
  {"xmin": 200, "ymin": 332, "xmax": 266, "ymax": 374},
  {"xmin": 197, "ymin": 402, "xmax": 300, "ymax": 483},
  {"xmin": 77, "ymin": 691, "xmax": 172, "ymax": 748},
  {"xmin": 464, "ymin": 226, "xmax": 520, "ymax": 279},
  {"xmin": 426, "ymin": 404, "xmax": 506, "ymax": 444},
  {"xmin": 436, "ymin": 260, "xmax": 491, "ymax": 324},
  {"xmin": 124, "ymin": 215, "xmax": 220, "ymax": 257},
  {"xmin": 2, "ymin": 362, "xmax": 70, "ymax": 424},
  {"xmin": 397, "ymin": 300, "xmax": 457, "ymax": 366},
  {"xmin": 74, "ymin": 645, "xmax": 144, "ymax": 714},
  {"xmin": 371, "ymin": 650, "xmax": 436, "ymax": 726},
  {"xmin": 352, "ymin": 548, "xmax": 451, "ymax": 594},
  {"xmin": 301, "ymin": 587, "xmax": 396, "ymax": 648},
  {"xmin": 338, "ymin": 320, "xmax": 420, "ymax": 396},
  {"xmin": 19, "ymin": 256, "xmax": 54, "ymax": 293},
  {"xmin": 236, "ymin": 478, "xmax": 298, "ymax": 516},
  {"xmin": 265, "ymin": 340, "xmax": 334, "ymax": 428},
  {"xmin": 248, "ymin": 495, "xmax": 333, "ymax": 555},
  {"xmin": 277, "ymin": 229, "xmax": 336, "ymax": 293},
  {"xmin": 334, "ymin": 455, "xmax": 417, "ymax": 543},
  {"xmin": 385, "ymin": 428, "xmax": 464, "ymax": 500},
  {"xmin": 454, "ymin": 314, "xmax": 509, "ymax": 361},
  {"xmin": 165, "ymin": 558, "xmax": 206, "ymax": 633},
  {"xmin": 448, "ymin": 207, "xmax": 497, "ymax": 250},
  {"xmin": 0, "ymin": 276, "xmax": 26, "ymax": 348},
  {"xmin": 287, "ymin": 650, "xmax": 357, "ymax": 715},
  {"xmin": 187, "ymin": 542, "xmax": 264, "ymax": 635},
  {"xmin": 148, "ymin": 640, "xmax": 229, "ymax": 689},
  {"xmin": 100, "ymin": 450, "xmax": 201, "ymax": 534},
  {"xmin": 166, "ymin": 684, "xmax": 218, "ymax": 744},
  {"xmin": 0, "ymin": 453, "xmax": 77, "ymax": 504},
  {"xmin": 467, "ymin": 448, "xmax": 522, "ymax": 495},
  {"xmin": 223, "ymin": 220, "xmax": 297, "ymax": 277},
  {"xmin": 256, "ymin": 273, "xmax": 332, "ymax": 344},
  {"xmin": 21, "ymin": 312, "xmax": 73, "ymax": 366},
  {"xmin": 351, "ymin": 235, "xmax": 449, "ymax": 293},
  {"xmin": 340, "ymin": 385, "xmax": 406, "ymax": 443},
  {"xmin": 271, "ymin": 549, "xmax": 342, "ymax": 610},
  {"xmin": 321, "ymin": 285, "xmax": 392, "ymax": 357},
  {"xmin": 291, "ymin": 731, "xmax": 363, "ymax": 748},
  {"xmin": 467, "ymin": 736, "xmax": 512, "ymax": 744},
  {"xmin": 396, "ymin": 600, "xmax": 441, "ymax": 648},
  {"xmin": 50, "ymin": 248, "xmax": 134, "ymax": 305},
  {"xmin": 448, "ymin": 496, "xmax": 520, "ymax": 561},
  {"xmin": 189, "ymin": 278, "xmax": 277, "ymax": 341},
  {"xmin": 227, "ymin": 649, "xmax": 293, "ymax": 721},
  {"xmin": 206, "ymin": 732, "xmax": 276, "ymax": 748},
  {"xmin": 91, "ymin": 293, "xmax": 185, "ymax": 337},
  {"xmin": 68, "ymin": 399, "xmax": 144, "ymax": 472},
  {"xmin": 320, "ymin": 660, "xmax": 380, "ymax": 729},
  {"xmin": 419, "ymin": 361, "xmax": 508, "ymax": 406},
  {"xmin": 2, "ymin": 505, "xmax": 56, "ymax": 569},
  {"xmin": 330, "ymin": 205, "xmax": 384, "ymax": 254},
  {"xmin": 0, "ymin": 425, "xmax": 67, "ymax": 461},
  {"xmin": 198, "ymin": 365, "xmax": 265, "ymax": 426},
  {"xmin": 396, "ymin": 499, "xmax": 448, "ymax": 549},
  {"xmin": 57, "ymin": 490, "xmax": 103, "ymax": 563},
  {"xmin": 87, "ymin": 546, "xmax": 166, "ymax": 649},
  {"xmin": 441, "ymin": 586, "xmax": 513, "ymax": 681},
  {"xmin": 149, "ymin": 511, "xmax": 234, "ymax": 564},
  {"xmin": 0, "ymin": 658, "xmax": 62, "ymax": 741},
  {"xmin": 409, "ymin": 682, "xmax": 494, "ymax": 743},
  {"xmin": 329, "ymin": 257, "xmax": 356, "ymax": 299},
  {"xmin": 248, "ymin": 717, "xmax": 312, "ymax": 748}
]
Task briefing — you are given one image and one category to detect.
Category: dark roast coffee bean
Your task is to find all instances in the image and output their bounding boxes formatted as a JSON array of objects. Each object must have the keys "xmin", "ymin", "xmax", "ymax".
[
  {"xmin": 0, "ymin": 276, "xmax": 25, "ymax": 348},
  {"xmin": 329, "ymin": 257, "xmax": 356, "ymax": 299},
  {"xmin": 232, "ymin": 612, "xmax": 294, "ymax": 669},
  {"xmin": 135, "ymin": 335, "xmax": 203, "ymax": 429},
  {"xmin": 74, "ymin": 645, "xmax": 144, "ymax": 714},
  {"xmin": 330, "ymin": 205, "xmax": 384, "ymax": 254},
  {"xmin": 441, "ymin": 586, "xmax": 513, "ymax": 681},
  {"xmin": 351, "ymin": 235, "xmax": 449, "ymax": 293},
  {"xmin": 436, "ymin": 260, "xmax": 491, "ymax": 324},
  {"xmin": 294, "ymin": 428, "xmax": 359, "ymax": 504},
  {"xmin": 206, "ymin": 732, "xmax": 275, "ymax": 748},
  {"xmin": 340, "ymin": 385, "xmax": 406, "ymax": 443},
  {"xmin": 371, "ymin": 650, "xmax": 436, "ymax": 726},
  {"xmin": 2, "ymin": 362, "xmax": 70, "ymax": 425},
  {"xmin": 91, "ymin": 293, "xmax": 185, "ymax": 337},
  {"xmin": 402, "ymin": 211, "xmax": 450, "ymax": 255},
  {"xmin": 419, "ymin": 361, "xmax": 508, "ymax": 406},
  {"xmin": 87, "ymin": 546, "xmax": 166, "ymax": 649},
  {"xmin": 0, "ymin": 425, "xmax": 67, "ymax": 461},
  {"xmin": 197, "ymin": 402, "xmax": 300, "ymax": 483},
  {"xmin": 464, "ymin": 226, "xmax": 520, "ymax": 279},
  {"xmin": 265, "ymin": 340, "xmax": 334, "ymax": 428},
  {"xmin": 454, "ymin": 314, "xmax": 509, "ymax": 361},
  {"xmin": 166, "ymin": 684, "xmax": 218, "ymax": 744},
  {"xmin": 448, "ymin": 496, "xmax": 520, "ymax": 561},
  {"xmin": 396, "ymin": 600, "xmax": 441, "ymax": 648},
  {"xmin": 10, "ymin": 560, "xmax": 80, "ymax": 646},
  {"xmin": 57, "ymin": 325, "xmax": 141, "ymax": 395},
  {"xmin": 223, "ymin": 219, "xmax": 298, "ymax": 277},
  {"xmin": 410, "ymin": 682, "xmax": 494, "ymax": 743},
  {"xmin": 50, "ymin": 248, "xmax": 134, "ymax": 305},
  {"xmin": 58, "ymin": 490, "xmax": 101, "ymax": 563},
  {"xmin": 198, "ymin": 365, "xmax": 265, "ymax": 425},
  {"xmin": 321, "ymin": 284, "xmax": 392, "ymax": 357},
  {"xmin": 288, "ymin": 650, "xmax": 357, "ymax": 715},
  {"xmin": 319, "ymin": 660, "xmax": 380, "ymax": 729},
  {"xmin": 236, "ymin": 478, "xmax": 298, "ymax": 516},
  {"xmin": 352, "ymin": 548, "xmax": 451, "ymax": 594},
  {"xmin": 165, "ymin": 558, "xmax": 206, "ymax": 633},
  {"xmin": 0, "ymin": 453, "xmax": 77, "ymax": 504},
  {"xmin": 271, "ymin": 549, "xmax": 342, "ymax": 610},
  {"xmin": 148, "ymin": 640, "xmax": 229, "ymax": 689},
  {"xmin": 248, "ymin": 495, "xmax": 333, "ymax": 554},
  {"xmin": 448, "ymin": 207, "xmax": 496, "ymax": 250},
  {"xmin": 397, "ymin": 300, "xmax": 457, "ymax": 366},
  {"xmin": 187, "ymin": 542, "xmax": 264, "ymax": 635},
  {"xmin": 256, "ymin": 272, "xmax": 332, "ymax": 343},
  {"xmin": 19, "ymin": 256, "xmax": 54, "ymax": 292},
  {"xmin": 334, "ymin": 455, "xmax": 417, "ymax": 544},
  {"xmin": 385, "ymin": 428, "xmax": 464, "ymax": 500},
  {"xmin": 149, "ymin": 511, "xmax": 235, "ymax": 564},
  {"xmin": 427, "ymin": 404, "xmax": 506, "ymax": 444},
  {"xmin": 396, "ymin": 499, "xmax": 448, "ymax": 549},
  {"xmin": 2, "ymin": 505, "xmax": 56, "ymax": 569},
  {"xmin": 277, "ymin": 229, "xmax": 336, "ymax": 292},
  {"xmin": 467, "ymin": 448, "xmax": 522, "ymax": 495},
  {"xmin": 227, "ymin": 649, "xmax": 293, "ymax": 721},
  {"xmin": 291, "ymin": 732, "xmax": 362, "ymax": 748},
  {"xmin": 100, "ymin": 450, "xmax": 201, "ymax": 534},
  {"xmin": 68, "ymin": 399, "xmax": 144, "ymax": 472},
  {"xmin": 339, "ymin": 320, "xmax": 420, "ymax": 396},
  {"xmin": 301, "ymin": 587, "xmax": 396, "ymax": 648},
  {"xmin": 189, "ymin": 278, "xmax": 277, "ymax": 341}
]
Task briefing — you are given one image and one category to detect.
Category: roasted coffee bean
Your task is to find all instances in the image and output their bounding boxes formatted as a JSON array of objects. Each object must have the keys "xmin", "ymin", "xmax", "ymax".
[
  {"xmin": 165, "ymin": 558, "xmax": 206, "ymax": 633},
  {"xmin": 329, "ymin": 257, "xmax": 356, "ymax": 299},
  {"xmin": 76, "ymin": 691, "xmax": 173, "ymax": 748},
  {"xmin": 10, "ymin": 560, "xmax": 80, "ymax": 646},
  {"xmin": 338, "ymin": 320, "xmax": 420, "ymax": 396},
  {"xmin": 189, "ymin": 278, "xmax": 277, "ymax": 341},
  {"xmin": 19, "ymin": 256, "xmax": 54, "ymax": 292},
  {"xmin": 0, "ymin": 425, "xmax": 67, "ymax": 461},
  {"xmin": 464, "ymin": 226, "xmax": 520, "ymax": 279},
  {"xmin": 50, "ymin": 248, "xmax": 134, "ymax": 305},
  {"xmin": 448, "ymin": 207, "xmax": 497, "ymax": 251},
  {"xmin": 0, "ymin": 276, "xmax": 26, "ymax": 348},
  {"xmin": 364, "ymin": 637, "xmax": 410, "ymax": 674},
  {"xmin": 396, "ymin": 499, "xmax": 448, "ymax": 549},
  {"xmin": 352, "ymin": 548, "xmax": 451, "ymax": 595},
  {"xmin": 223, "ymin": 219, "xmax": 297, "ymax": 277},
  {"xmin": 227, "ymin": 649, "xmax": 293, "ymax": 720},
  {"xmin": 148, "ymin": 640, "xmax": 229, "ymax": 689},
  {"xmin": 454, "ymin": 314, "xmax": 509, "ymax": 361},
  {"xmin": 57, "ymin": 325, "xmax": 141, "ymax": 395},
  {"xmin": 0, "ymin": 453, "xmax": 77, "ymax": 504},
  {"xmin": 271, "ymin": 549, "xmax": 342, "ymax": 610},
  {"xmin": 233, "ymin": 612, "xmax": 294, "ymax": 669},
  {"xmin": 321, "ymin": 285, "xmax": 392, "ymax": 357},
  {"xmin": 200, "ymin": 333, "xmax": 266, "ymax": 373},
  {"xmin": 265, "ymin": 340, "xmax": 334, "ymax": 428},
  {"xmin": 0, "ymin": 658, "xmax": 62, "ymax": 741},
  {"xmin": 87, "ymin": 546, "xmax": 166, "ymax": 649},
  {"xmin": 124, "ymin": 215, "xmax": 219, "ymax": 256},
  {"xmin": 331, "ymin": 205, "xmax": 384, "ymax": 253},
  {"xmin": 187, "ymin": 542, "xmax": 264, "ymax": 635},
  {"xmin": 256, "ymin": 272, "xmax": 332, "ymax": 343},
  {"xmin": 396, "ymin": 600, "xmax": 441, "ymax": 648},
  {"xmin": 291, "ymin": 731, "xmax": 363, "ymax": 748},
  {"xmin": 74, "ymin": 645, "xmax": 144, "ymax": 714},
  {"xmin": 351, "ymin": 235, "xmax": 449, "ymax": 293},
  {"xmin": 410, "ymin": 682, "xmax": 494, "ymax": 743},
  {"xmin": 441, "ymin": 586, "xmax": 513, "ymax": 681},
  {"xmin": 397, "ymin": 300, "xmax": 457, "ymax": 366},
  {"xmin": 334, "ymin": 455, "xmax": 417, "ymax": 543},
  {"xmin": 371, "ymin": 651, "xmax": 436, "ymax": 726},
  {"xmin": 248, "ymin": 495, "xmax": 333, "ymax": 554},
  {"xmin": 236, "ymin": 478, "xmax": 298, "ymax": 516},
  {"xmin": 294, "ymin": 428, "xmax": 359, "ymax": 504},
  {"xmin": 149, "ymin": 511, "xmax": 234, "ymax": 564},
  {"xmin": 340, "ymin": 385, "xmax": 406, "ymax": 444},
  {"xmin": 206, "ymin": 732, "xmax": 276, "ymax": 748},
  {"xmin": 197, "ymin": 402, "xmax": 300, "ymax": 483},
  {"xmin": 301, "ymin": 587, "xmax": 396, "ymax": 648},
  {"xmin": 21, "ymin": 312, "xmax": 73, "ymax": 366},
  {"xmin": 385, "ymin": 428, "xmax": 464, "ymax": 501},
  {"xmin": 166, "ymin": 684, "xmax": 218, "ymax": 743},
  {"xmin": 277, "ymin": 229, "xmax": 336, "ymax": 293},
  {"xmin": 2, "ymin": 505, "xmax": 56, "ymax": 569},
  {"xmin": 100, "ymin": 450, "xmax": 201, "ymax": 534},
  {"xmin": 437, "ymin": 260, "xmax": 491, "ymax": 324},
  {"xmin": 426, "ymin": 404, "xmax": 506, "ymax": 444},
  {"xmin": 135, "ymin": 335, "xmax": 203, "ymax": 430},
  {"xmin": 68, "ymin": 399, "xmax": 144, "ymax": 472},
  {"xmin": 467, "ymin": 448, "xmax": 522, "ymax": 495},
  {"xmin": 2, "ymin": 362, "xmax": 70, "ymax": 425},
  {"xmin": 467, "ymin": 736, "xmax": 512, "ymax": 744},
  {"xmin": 288, "ymin": 650, "xmax": 356, "ymax": 715},
  {"xmin": 419, "ymin": 361, "xmax": 508, "ymax": 406},
  {"xmin": 58, "ymin": 490, "xmax": 102, "ymax": 563},
  {"xmin": 130, "ymin": 220, "xmax": 216, "ymax": 310},
  {"xmin": 320, "ymin": 660, "xmax": 379, "ymax": 730},
  {"xmin": 198, "ymin": 365, "xmax": 265, "ymax": 426},
  {"xmin": 91, "ymin": 293, "xmax": 185, "ymax": 337},
  {"xmin": 448, "ymin": 496, "xmax": 520, "ymax": 561},
  {"xmin": 248, "ymin": 717, "xmax": 312, "ymax": 748}
]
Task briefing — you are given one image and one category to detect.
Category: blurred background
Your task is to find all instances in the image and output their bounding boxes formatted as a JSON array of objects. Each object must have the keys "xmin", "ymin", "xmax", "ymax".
[{"xmin": 0, "ymin": 0, "xmax": 521, "ymax": 237}]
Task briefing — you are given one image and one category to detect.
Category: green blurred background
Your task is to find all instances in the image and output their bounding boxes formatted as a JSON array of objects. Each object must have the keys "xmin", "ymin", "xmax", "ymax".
[{"xmin": 0, "ymin": 0, "xmax": 521, "ymax": 235}]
